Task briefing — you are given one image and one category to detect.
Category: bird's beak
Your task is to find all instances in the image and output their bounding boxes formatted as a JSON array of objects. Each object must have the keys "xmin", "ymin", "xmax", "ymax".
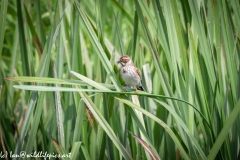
[{"xmin": 116, "ymin": 60, "xmax": 120, "ymax": 64}]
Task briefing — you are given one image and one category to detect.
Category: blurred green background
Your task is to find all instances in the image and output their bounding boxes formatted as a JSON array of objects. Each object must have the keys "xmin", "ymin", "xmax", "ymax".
[{"xmin": 0, "ymin": 0, "xmax": 239, "ymax": 159}]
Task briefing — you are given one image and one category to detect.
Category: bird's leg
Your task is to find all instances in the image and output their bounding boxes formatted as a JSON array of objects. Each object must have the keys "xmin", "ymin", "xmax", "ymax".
[
  {"xmin": 122, "ymin": 84, "xmax": 128, "ymax": 92},
  {"xmin": 134, "ymin": 87, "xmax": 138, "ymax": 94}
]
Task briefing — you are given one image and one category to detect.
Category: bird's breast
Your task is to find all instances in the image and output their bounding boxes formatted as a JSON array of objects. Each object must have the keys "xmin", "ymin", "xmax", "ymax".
[{"xmin": 120, "ymin": 66, "xmax": 140, "ymax": 86}]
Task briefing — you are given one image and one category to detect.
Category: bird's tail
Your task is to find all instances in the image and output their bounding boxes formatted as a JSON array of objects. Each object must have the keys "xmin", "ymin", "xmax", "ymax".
[{"xmin": 137, "ymin": 85, "xmax": 145, "ymax": 91}]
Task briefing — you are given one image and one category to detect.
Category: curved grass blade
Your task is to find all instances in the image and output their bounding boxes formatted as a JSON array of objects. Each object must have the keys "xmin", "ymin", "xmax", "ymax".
[
  {"xmin": 116, "ymin": 97, "xmax": 190, "ymax": 160},
  {"xmin": 13, "ymin": 83, "xmax": 209, "ymax": 127},
  {"xmin": 129, "ymin": 131, "xmax": 160, "ymax": 160}
]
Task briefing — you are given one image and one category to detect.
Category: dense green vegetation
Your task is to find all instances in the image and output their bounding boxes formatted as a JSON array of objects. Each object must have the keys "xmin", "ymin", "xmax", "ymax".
[{"xmin": 0, "ymin": 0, "xmax": 240, "ymax": 159}]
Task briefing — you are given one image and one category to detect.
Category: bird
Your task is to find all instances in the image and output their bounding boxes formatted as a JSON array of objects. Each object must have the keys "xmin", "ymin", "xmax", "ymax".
[{"xmin": 116, "ymin": 55, "xmax": 145, "ymax": 91}]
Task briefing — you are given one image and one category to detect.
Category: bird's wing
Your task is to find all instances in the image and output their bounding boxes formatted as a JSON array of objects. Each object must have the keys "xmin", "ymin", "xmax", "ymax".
[{"xmin": 135, "ymin": 65, "xmax": 141, "ymax": 79}]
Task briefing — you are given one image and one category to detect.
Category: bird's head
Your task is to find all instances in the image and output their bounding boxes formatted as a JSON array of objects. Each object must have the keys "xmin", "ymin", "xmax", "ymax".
[{"xmin": 116, "ymin": 55, "xmax": 133, "ymax": 66}]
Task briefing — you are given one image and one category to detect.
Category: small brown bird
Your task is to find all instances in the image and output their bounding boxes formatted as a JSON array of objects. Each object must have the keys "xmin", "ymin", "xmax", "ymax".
[{"xmin": 117, "ymin": 55, "xmax": 145, "ymax": 91}]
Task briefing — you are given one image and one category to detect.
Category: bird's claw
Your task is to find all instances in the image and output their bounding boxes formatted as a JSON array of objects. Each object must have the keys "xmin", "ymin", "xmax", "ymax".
[
  {"xmin": 121, "ymin": 88, "xmax": 127, "ymax": 92},
  {"xmin": 121, "ymin": 85, "xmax": 129, "ymax": 92}
]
